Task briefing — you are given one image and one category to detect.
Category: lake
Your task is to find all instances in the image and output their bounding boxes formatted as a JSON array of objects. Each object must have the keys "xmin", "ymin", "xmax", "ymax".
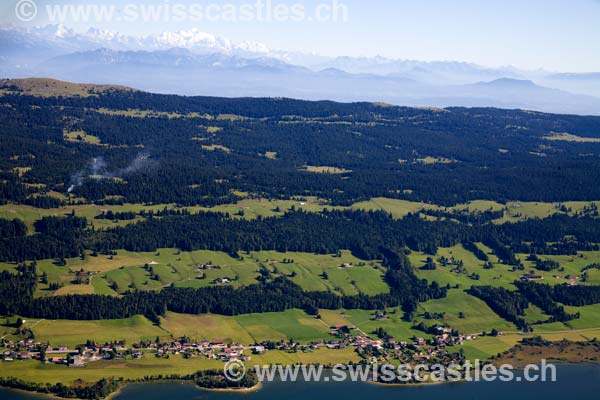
[{"xmin": 1, "ymin": 364, "xmax": 599, "ymax": 400}]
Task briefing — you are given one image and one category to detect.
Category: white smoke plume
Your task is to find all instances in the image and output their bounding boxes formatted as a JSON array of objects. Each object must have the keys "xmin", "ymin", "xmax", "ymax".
[{"xmin": 67, "ymin": 153, "xmax": 155, "ymax": 193}]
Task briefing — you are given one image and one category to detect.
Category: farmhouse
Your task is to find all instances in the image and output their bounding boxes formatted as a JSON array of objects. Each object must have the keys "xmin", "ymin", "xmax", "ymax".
[{"xmin": 521, "ymin": 274, "xmax": 544, "ymax": 281}]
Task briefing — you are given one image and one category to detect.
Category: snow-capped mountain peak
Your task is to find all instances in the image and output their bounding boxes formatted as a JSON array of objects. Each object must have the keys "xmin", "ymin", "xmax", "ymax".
[
  {"xmin": 153, "ymin": 29, "xmax": 232, "ymax": 52},
  {"xmin": 55, "ymin": 24, "xmax": 74, "ymax": 38}
]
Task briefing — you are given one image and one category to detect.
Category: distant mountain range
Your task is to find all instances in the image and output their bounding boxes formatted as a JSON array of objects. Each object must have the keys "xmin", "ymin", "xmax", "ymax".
[{"xmin": 2, "ymin": 24, "xmax": 600, "ymax": 115}]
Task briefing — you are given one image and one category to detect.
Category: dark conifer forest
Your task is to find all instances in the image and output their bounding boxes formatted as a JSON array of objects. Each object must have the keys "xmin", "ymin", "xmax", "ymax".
[{"xmin": 1, "ymin": 81, "xmax": 600, "ymax": 328}]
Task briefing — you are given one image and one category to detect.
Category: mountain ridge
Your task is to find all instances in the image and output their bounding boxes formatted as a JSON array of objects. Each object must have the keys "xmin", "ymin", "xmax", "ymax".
[{"xmin": 3, "ymin": 25, "xmax": 600, "ymax": 115}]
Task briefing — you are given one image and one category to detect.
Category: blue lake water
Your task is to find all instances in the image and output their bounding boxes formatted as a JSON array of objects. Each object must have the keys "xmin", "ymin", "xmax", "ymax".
[{"xmin": 1, "ymin": 364, "xmax": 599, "ymax": 400}]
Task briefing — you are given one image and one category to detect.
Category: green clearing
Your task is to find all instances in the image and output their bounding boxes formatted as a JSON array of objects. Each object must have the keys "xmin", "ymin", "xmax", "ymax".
[
  {"xmin": 565, "ymin": 304, "xmax": 600, "ymax": 330},
  {"xmin": 25, "ymin": 315, "xmax": 167, "ymax": 348},
  {"xmin": 254, "ymin": 250, "xmax": 387, "ymax": 296},
  {"xmin": 416, "ymin": 156, "xmax": 457, "ymax": 164},
  {"xmin": 585, "ymin": 268, "xmax": 600, "ymax": 285},
  {"xmin": 351, "ymin": 197, "xmax": 430, "ymax": 219},
  {"xmin": 235, "ymin": 309, "xmax": 333, "ymax": 343},
  {"xmin": 350, "ymin": 198, "xmax": 600, "ymax": 223},
  {"xmin": 93, "ymin": 249, "xmax": 387, "ymax": 296},
  {"xmin": 519, "ymin": 251, "xmax": 600, "ymax": 285},
  {"xmin": 2, "ymin": 198, "xmax": 598, "ymax": 236},
  {"xmin": 319, "ymin": 309, "xmax": 428, "ymax": 341},
  {"xmin": 161, "ymin": 309, "xmax": 334, "ymax": 344},
  {"xmin": 201, "ymin": 144, "xmax": 231, "ymax": 153},
  {"xmin": 448, "ymin": 335, "xmax": 519, "ymax": 360},
  {"xmin": 544, "ymin": 132, "xmax": 600, "ymax": 143},
  {"xmin": 304, "ymin": 166, "xmax": 352, "ymax": 174},
  {"xmin": 0, "ymin": 203, "xmax": 171, "ymax": 232},
  {"xmin": 197, "ymin": 196, "xmax": 342, "ymax": 220},
  {"xmin": 416, "ymin": 290, "xmax": 517, "ymax": 334},
  {"xmin": 523, "ymin": 304, "xmax": 550, "ymax": 324},
  {"xmin": 96, "ymin": 107, "xmax": 210, "ymax": 120},
  {"xmin": 409, "ymin": 245, "xmax": 600, "ymax": 289},
  {"xmin": 74, "ymin": 249, "xmax": 264, "ymax": 295},
  {"xmin": 409, "ymin": 244, "xmax": 520, "ymax": 289},
  {"xmin": 63, "ymin": 130, "xmax": 103, "ymax": 145},
  {"xmin": 160, "ymin": 312, "xmax": 255, "ymax": 343},
  {"xmin": 1, "ymin": 248, "xmax": 385, "ymax": 297}
]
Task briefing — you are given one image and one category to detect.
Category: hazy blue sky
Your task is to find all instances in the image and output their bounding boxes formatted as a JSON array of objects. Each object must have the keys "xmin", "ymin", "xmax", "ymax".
[{"xmin": 2, "ymin": 0, "xmax": 599, "ymax": 71}]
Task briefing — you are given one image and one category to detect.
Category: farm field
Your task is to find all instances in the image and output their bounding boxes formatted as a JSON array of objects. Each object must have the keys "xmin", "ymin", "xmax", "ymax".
[
  {"xmin": 0, "ymin": 197, "xmax": 339, "ymax": 231},
  {"xmin": 585, "ymin": 268, "xmax": 600, "ymax": 285},
  {"xmin": 519, "ymin": 252, "xmax": 600, "ymax": 283},
  {"xmin": 409, "ymin": 244, "xmax": 521, "ymax": 289},
  {"xmin": 0, "ymin": 203, "xmax": 167, "ymax": 232},
  {"xmin": 318, "ymin": 308, "xmax": 429, "ymax": 341},
  {"xmin": 18, "ymin": 315, "xmax": 167, "ymax": 348},
  {"xmin": 0, "ymin": 348, "xmax": 359, "ymax": 385},
  {"xmin": 2, "ymin": 197, "xmax": 599, "ymax": 237},
  {"xmin": 350, "ymin": 198, "xmax": 600, "ymax": 223},
  {"xmin": 254, "ymin": 250, "xmax": 387, "ymax": 296},
  {"xmin": 410, "ymin": 245, "xmax": 600, "ymax": 289},
  {"xmin": 0, "ymin": 249, "xmax": 385, "ymax": 297},
  {"xmin": 160, "ymin": 309, "xmax": 334, "ymax": 344},
  {"xmin": 564, "ymin": 304, "xmax": 600, "ymax": 330},
  {"xmin": 417, "ymin": 290, "xmax": 517, "ymax": 334}
]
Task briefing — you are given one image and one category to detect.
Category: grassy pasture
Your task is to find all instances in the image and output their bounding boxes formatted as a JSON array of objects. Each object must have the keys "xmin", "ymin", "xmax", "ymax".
[
  {"xmin": 63, "ymin": 130, "xmax": 102, "ymax": 145},
  {"xmin": 160, "ymin": 310, "xmax": 333, "ymax": 344},
  {"xmin": 544, "ymin": 132, "xmax": 600, "ymax": 143},
  {"xmin": 198, "ymin": 196, "xmax": 342, "ymax": 219},
  {"xmin": 0, "ymin": 348, "xmax": 359, "ymax": 385},
  {"xmin": 2, "ymin": 197, "xmax": 598, "ymax": 236},
  {"xmin": 409, "ymin": 244, "xmax": 520, "ymax": 289},
  {"xmin": 0, "ymin": 248, "xmax": 386, "ymax": 298},
  {"xmin": 518, "ymin": 251, "xmax": 600, "ymax": 284},
  {"xmin": 319, "ymin": 309, "xmax": 428, "ymax": 341},
  {"xmin": 409, "ymin": 245, "xmax": 600, "ymax": 289},
  {"xmin": 25, "ymin": 315, "xmax": 166, "ymax": 348},
  {"xmin": 350, "ymin": 197, "xmax": 600, "ymax": 223},
  {"xmin": 201, "ymin": 144, "xmax": 231, "ymax": 153},
  {"xmin": 235, "ymin": 310, "xmax": 332, "ymax": 343},
  {"xmin": 585, "ymin": 268, "xmax": 600, "ymax": 285},
  {"xmin": 250, "ymin": 346, "xmax": 360, "ymax": 366},
  {"xmin": 449, "ymin": 335, "xmax": 519, "ymax": 360},
  {"xmin": 564, "ymin": 304, "xmax": 600, "ymax": 330},
  {"xmin": 417, "ymin": 290, "xmax": 517, "ymax": 334},
  {"xmin": 0, "ymin": 203, "xmax": 174, "ymax": 232},
  {"xmin": 95, "ymin": 107, "xmax": 210, "ymax": 119},
  {"xmin": 351, "ymin": 197, "xmax": 431, "ymax": 219},
  {"xmin": 523, "ymin": 304, "xmax": 549, "ymax": 324},
  {"xmin": 160, "ymin": 313, "xmax": 255, "ymax": 344},
  {"xmin": 0, "ymin": 78, "xmax": 134, "ymax": 97},
  {"xmin": 254, "ymin": 250, "xmax": 387, "ymax": 296},
  {"xmin": 85, "ymin": 249, "xmax": 264, "ymax": 295},
  {"xmin": 416, "ymin": 156, "xmax": 457, "ymax": 164},
  {"xmin": 303, "ymin": 166, "xmax": 352, "ymax": 174}
]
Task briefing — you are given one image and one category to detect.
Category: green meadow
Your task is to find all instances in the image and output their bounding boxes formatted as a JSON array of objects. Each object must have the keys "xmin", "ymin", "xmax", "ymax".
[
  {"xmin": 0, "ymin": 249, "xmax": 386, "ymax": 297},
  {"xmin": 417, "ymin": 290, "xmax": 517, "ymax": 334},
  {"xmin": 160, "ymin": 309, "xmax": 334, "ymax": 344},
  {"xmin": 2, "ymin": 197, "xmax": 598, "ymax": 236}
]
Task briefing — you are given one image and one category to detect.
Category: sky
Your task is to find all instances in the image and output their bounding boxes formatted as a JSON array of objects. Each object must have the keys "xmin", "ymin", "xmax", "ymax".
[{"xmin": 1, "ymin": 0, "xmax": 600, "ymax": 72}]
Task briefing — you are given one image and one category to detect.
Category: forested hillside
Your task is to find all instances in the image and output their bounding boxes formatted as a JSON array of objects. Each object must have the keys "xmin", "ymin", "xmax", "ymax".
[
  {"xmin": 2, "ymin": 79, "xmax": 600, "ymax": 337},
  {"xmin": 2, "ymin": 79, "xmax": 600, "ymax": 207}
]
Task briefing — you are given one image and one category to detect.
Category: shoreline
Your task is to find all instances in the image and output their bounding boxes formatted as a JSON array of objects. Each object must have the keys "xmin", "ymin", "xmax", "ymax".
[
  {"xmin": 0, "ymin": 386, "xmax": 80, "ymax": 400},
  {"xmin": 197, "ymin": 382, "xmax": 263, "ymax": 393},
  {"xmin": 1, "ymin": 359, "xmax": 598, "ymax": 399},
  {"xmin": 367, "ymin": 378, "xmax": 460, "ymax": 388}
]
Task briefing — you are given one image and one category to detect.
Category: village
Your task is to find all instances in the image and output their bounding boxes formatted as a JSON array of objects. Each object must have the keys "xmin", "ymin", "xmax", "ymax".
[{"xmin": 0, "ymin": 316, "xmax": 479, "ymax": 368}]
